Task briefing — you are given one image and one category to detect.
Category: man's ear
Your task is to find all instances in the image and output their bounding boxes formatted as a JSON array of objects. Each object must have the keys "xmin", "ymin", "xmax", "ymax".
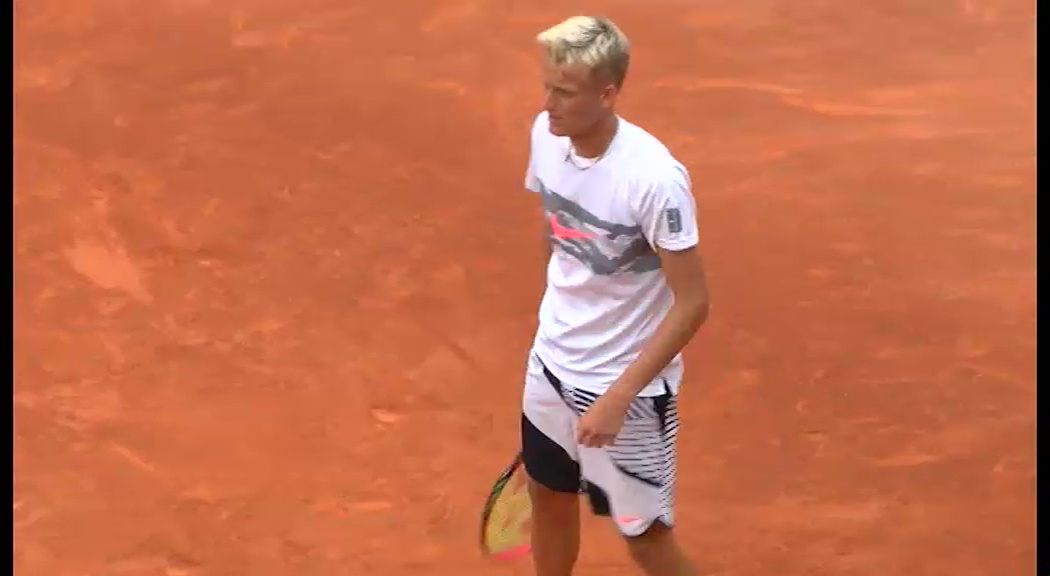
[{"xmin": 600, "ymin": 83, "xmax": 619, "ymax": 109}]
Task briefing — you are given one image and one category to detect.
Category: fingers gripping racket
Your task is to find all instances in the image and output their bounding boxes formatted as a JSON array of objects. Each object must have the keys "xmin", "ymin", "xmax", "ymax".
[{"xmin": 479, "ymin": 454, "xmax": 532, "ymax": 560}]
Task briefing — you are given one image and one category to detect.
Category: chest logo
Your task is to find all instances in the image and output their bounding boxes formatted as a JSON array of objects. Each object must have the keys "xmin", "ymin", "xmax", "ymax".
[{"xmin": 550, "ymin": 213, "xmax": 596, "ymax": 240}]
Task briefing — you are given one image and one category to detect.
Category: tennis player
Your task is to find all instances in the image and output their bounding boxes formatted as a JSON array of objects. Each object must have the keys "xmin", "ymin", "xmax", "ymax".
[{"xmin": 520, "ymin": 15, "xmax": 710, "ymax": 576}]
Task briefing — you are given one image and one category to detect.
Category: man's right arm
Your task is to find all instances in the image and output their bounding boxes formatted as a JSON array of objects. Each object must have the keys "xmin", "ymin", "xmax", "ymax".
[
  {"xmin": 541, "ymin": 213, "xmax": 552, "ymax": 284},
  {"xmin": 523, "ymin": 113, "xmax": 551, "ymax": 284},
  {"xmin": 528, "ymin": 172, "xmax": 550, "ymax": 284}
]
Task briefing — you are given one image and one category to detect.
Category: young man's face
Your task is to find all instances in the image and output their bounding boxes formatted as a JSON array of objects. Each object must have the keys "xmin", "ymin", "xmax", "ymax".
[{"xmin": 540, "ymin": 58, "xmax": 617, "ymax": 138}]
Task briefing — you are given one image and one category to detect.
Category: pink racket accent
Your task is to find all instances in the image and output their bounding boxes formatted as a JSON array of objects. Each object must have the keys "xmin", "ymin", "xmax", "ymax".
[{"xmin": 491, "ymin": 543, "xmax": 531, "ymax": 560}]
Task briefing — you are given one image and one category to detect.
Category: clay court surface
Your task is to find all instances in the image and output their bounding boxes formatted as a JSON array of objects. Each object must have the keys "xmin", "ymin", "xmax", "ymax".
[{"xmin": 14, "ymin": 1, "xmax": 1035, "ymax": 574}]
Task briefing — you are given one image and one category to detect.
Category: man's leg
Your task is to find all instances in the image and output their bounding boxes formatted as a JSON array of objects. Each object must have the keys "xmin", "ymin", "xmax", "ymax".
[
  {"xmin": 624, "ymin": 522, "xmax": 700, "ymax": 576},
  {"xmin": 526, "ymin": 468, "xmax": 580, "ymax": 576},
  {"xmin": 521, "ymin": 355, "xmax": 583, "ymax": 576}
]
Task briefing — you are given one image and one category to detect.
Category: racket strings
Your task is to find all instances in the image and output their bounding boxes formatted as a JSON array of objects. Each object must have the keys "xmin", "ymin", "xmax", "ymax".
[{"xmin": 481, "ymin": 465, "xmax": 532, "ymax": 558}]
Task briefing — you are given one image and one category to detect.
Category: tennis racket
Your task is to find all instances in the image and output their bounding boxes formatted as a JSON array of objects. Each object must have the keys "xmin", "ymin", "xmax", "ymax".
[{"xmin": 479, "ymin": 454, "xmax": 532, "ymax": 560}]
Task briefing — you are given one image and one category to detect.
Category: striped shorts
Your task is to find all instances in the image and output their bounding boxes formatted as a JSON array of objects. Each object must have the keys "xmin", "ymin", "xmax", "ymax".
[{"xmin": 520, "ymin": 352, "xmax": 679, "ymax": 537}]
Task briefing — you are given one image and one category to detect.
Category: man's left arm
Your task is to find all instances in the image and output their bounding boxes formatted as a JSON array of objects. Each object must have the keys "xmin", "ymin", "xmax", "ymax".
[
  {"xmin": 576, "ymin": 169, "xmax": 709, "ymax": 446},
  {"xmin": 607, "ymin": 167, "xmax": 710, "ymax": 401},
  {"xmin": 605, "ymin": 245, "xmax": 709, "ymax": 402}
]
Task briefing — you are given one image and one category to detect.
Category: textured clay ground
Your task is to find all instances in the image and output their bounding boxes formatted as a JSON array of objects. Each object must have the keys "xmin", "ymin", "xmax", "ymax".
[{"xmin": 14, "ymin": 1, "xmax": 1035, "ymax": 575}]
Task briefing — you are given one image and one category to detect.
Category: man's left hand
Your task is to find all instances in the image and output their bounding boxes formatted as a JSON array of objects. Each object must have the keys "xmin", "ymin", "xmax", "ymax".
[{"xmin": 577, "ymin": 392, "xmax": 632, "ymax": 447}]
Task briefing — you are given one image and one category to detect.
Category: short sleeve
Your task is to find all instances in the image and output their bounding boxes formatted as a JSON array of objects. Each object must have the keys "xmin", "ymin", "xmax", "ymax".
[
  {"xmin": 524, "ymin": 112, "xmax": 547, "ymax": 193},
  {"xmin": 634, "ymin": 165, "xmax": 699, "ymax": 251},
  {"xmin": 525, "ymin": 150, "xmax": 540, "ymax": 192}
]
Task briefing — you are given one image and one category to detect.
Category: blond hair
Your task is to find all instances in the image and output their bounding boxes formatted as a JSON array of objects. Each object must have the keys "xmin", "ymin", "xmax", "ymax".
[{"xmin": 536, "ymin": 16, "xmax": 631, "ymax": 87}]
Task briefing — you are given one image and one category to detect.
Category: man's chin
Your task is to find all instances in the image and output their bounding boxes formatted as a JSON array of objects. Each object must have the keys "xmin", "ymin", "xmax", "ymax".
[{"xmin": 548, "ymin": 124, "xmax": 570, "ymax": 137}]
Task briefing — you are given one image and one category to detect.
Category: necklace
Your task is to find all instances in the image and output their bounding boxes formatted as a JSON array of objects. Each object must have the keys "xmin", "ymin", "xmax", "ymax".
[{"xmin": 564, "ymin": 118, "xmax": 620, "ymax": 171}]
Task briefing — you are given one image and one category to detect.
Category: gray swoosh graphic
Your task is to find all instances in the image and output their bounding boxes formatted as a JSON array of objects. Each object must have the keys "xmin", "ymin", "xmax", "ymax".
[{"xmin": 539, "ymin": 180, "xmax": 660, "ymax": 275}]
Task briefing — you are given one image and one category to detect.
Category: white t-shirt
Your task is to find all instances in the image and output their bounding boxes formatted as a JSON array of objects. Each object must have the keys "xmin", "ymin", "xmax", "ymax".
[{"xmin": 525, "ymin": 111, "xmax": 699, "ymax": 397}]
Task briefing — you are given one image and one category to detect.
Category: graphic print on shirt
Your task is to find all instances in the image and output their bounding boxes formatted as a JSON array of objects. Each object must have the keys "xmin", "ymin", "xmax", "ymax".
[{"xmin": 538, "ymin": 180, "xmax": 660, "ymax": 276}]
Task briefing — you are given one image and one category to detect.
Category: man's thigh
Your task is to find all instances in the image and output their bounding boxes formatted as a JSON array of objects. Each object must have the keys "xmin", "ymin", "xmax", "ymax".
[{"xmin": 521, "ymin": 353, "xmax": 581, "ymax": 494}]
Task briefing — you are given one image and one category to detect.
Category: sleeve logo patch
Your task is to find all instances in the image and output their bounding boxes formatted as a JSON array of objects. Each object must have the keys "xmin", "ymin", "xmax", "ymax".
[{"xmin": 665, "ymin": 207, "xmax": 683, "ymax": 233}]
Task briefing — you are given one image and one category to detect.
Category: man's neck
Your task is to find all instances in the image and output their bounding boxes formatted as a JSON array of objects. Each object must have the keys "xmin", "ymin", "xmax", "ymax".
[{"xmin": 570, "ymin": 114, "xmax": 619, "ymax": 159}]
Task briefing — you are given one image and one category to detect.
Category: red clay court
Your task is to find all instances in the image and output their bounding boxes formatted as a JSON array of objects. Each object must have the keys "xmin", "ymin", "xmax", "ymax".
[{"xmin": 14, "ymin": 1, "xmax": 1035, "ymax": 575}]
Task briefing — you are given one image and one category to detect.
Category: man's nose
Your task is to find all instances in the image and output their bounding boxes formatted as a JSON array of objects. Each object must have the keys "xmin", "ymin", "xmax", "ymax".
[{"xmin": 542, "ymin": 90, "xmax": 557, "ymax": 112}]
